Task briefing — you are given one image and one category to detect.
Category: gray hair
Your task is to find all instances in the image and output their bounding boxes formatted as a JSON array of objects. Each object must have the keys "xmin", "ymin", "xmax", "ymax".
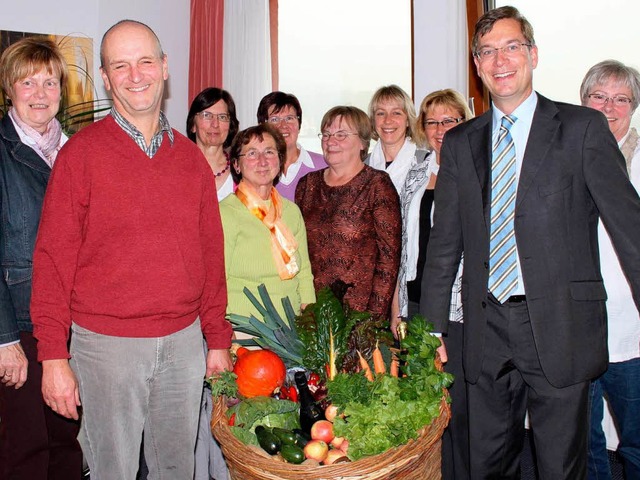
[{"xmin": 580, "ymin": 60, "xmax": 640, "ymax": 113}]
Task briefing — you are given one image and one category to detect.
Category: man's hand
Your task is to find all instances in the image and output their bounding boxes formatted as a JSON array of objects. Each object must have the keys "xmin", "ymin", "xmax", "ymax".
[
  {"xmin": 437, "ymin": 337, "xmax": 448, "ymax": 364},
  {"xmin": 42, "ymin": 359, "xmax": 81, "ymax": 420},
  {"xmin": 0, "ymin": 343, "xmax": 28, "ymax": 389},
  {"xmin": 205, "ymin": 348, "xmax": 233, "ymax": 378}
]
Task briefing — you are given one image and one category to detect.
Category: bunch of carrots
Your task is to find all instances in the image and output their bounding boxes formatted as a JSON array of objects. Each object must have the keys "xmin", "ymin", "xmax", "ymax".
[{"xmin": 356, "ymin": 341, "xmax": 400, "ymax": 380}]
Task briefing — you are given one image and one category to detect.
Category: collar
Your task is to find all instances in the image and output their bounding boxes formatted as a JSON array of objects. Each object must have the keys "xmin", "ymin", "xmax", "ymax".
[
  {"xmin": 110, "ymin": 107, "xmax": 174, "ymax": 150},
  {"xmin": 492, "ymin": 90, "xmax": 538, "ymax": 132},
  {"xmin": 297, "ymin": 145, "xmax": 316, "ymax": 168}
]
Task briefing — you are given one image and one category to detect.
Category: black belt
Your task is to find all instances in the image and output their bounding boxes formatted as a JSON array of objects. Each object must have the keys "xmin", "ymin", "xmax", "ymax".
[{"xmin": 506, "ymin": 295, "xmax": 527, "ymax": 303}]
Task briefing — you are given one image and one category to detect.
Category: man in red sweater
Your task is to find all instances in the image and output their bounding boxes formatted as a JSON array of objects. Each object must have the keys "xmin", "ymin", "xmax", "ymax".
[{"xmin": 30, "ymin": 20, "xmax": 232, "ymax": 480}]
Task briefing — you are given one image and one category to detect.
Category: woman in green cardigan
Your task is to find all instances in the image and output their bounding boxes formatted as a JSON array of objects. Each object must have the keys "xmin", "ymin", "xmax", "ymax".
[{"xmin": 220, "ymin": 124, "xmax": 316, "ymax": 322}]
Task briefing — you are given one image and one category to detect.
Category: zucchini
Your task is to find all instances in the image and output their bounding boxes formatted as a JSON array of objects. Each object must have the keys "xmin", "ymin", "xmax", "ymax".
[
  {"xmin": 255, "ymin": 426, "xmax": 281, "ymax": 455},
  {"xmin": 272, "ymin": 427, "xmax": 297, "ymax": 446},
  {"xmin": 280, "ymin": 444, "xmax": 305, "ymax": 464},
  {"xmin": 292, "ymin": 428, "xmax": 311, "ymax": 448}
]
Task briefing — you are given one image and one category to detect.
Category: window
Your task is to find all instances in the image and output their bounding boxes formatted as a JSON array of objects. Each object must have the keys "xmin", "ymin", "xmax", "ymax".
[
  {"xmin": 495, "ymin": 0, "xmax": 640, "ymax": 130},
  {"xmin": 278, "ymin": 0, "xmax": 412, "ymax": 154}
]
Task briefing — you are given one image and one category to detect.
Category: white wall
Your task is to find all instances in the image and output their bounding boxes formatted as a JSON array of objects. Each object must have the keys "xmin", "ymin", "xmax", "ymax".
[
  {"xmin": 0, "ymin": 0, "xmax": 190, "ymax": 134},
  {"xmin": 413, "ymin": 1, "xmax": 468, "ymax": 109}
]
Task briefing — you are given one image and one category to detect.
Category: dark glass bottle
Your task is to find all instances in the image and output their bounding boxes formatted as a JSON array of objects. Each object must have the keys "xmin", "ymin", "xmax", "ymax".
[{"xmin": 294, "ymin": 371, "xmax": 326, "ymax": 434}]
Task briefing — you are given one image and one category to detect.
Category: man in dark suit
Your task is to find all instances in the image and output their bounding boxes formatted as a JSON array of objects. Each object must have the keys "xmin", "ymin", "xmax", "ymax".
[{"xmin": 421, "ymin": 6, "xmax": 640, "ymax": 479}]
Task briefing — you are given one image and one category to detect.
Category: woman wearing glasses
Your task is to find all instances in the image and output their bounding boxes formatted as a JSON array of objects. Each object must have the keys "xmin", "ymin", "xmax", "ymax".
[
  {"xmin": 393, "ymin": 89, "xmax": 472, "ymax": 480},
  {"xmin": 580, "ymin": 60, "xmax": 640, "ymax": 480},
  {"xmin": 187, "ymin": 87, "xmax": 240, "ymax": 201},
  {"xmin": 188, "ymin": 87, "xmax": 240, "ymax": 480},
  {"xmin": 296, "ymin": 106, "xmax": 401, "ymax": 323},
  {"xmin": 221, "ymin": 124, "xmax": 315, "ymax": 319},
  {"xmin": 257, "ymin": 91, "xmax": 326, "ymax": 200},
  {"xmin": 366, "ymin": 85, "xmax": 419, "ymax": 193}
]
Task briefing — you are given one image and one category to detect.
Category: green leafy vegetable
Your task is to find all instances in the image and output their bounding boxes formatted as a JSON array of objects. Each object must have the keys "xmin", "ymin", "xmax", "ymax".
[
  {"xmin": 227, "ymin": 396, "xmax": 299, "ymax": 432},
  {"xmin": 207, "ymin": 370, "xmax": 238, "ymax": 398},
  {"xmin": 226, "ymin": 285, "xmax": 305, "ymax": 368},
  {"xmin": 295, "ymin": 287, "xmax": 359, "ymax": 379},
  {"xmin": 226, "ymin": 396, "xmax": 300, "ymax": 446},
  {"xmin": 327, "ymin": 315, "xmax": 453, "ymax": 460}
]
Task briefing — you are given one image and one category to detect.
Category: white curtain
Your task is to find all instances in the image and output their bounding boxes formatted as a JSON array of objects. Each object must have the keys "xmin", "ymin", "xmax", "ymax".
[
  {"xmin": 223, "ymin": 0, "xmax": 272, "ymax": 129},
  {"xmin": 413, "ymin": 0, "xmax": 468, "ymax": 108}
]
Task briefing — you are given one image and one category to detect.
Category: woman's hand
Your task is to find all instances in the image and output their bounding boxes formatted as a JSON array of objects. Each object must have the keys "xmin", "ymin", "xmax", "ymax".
[
  {"xmin": 390, "ymin": 283, "xmax": 401, "ymax": 340},
  {"xmin": 0, "ymin": 343, "xmax": 28, "ymax": 389}
]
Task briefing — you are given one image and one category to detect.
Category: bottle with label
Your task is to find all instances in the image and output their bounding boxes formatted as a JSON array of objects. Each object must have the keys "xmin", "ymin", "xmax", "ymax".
[{"xmin": 294, "ymin": 371, "xmax": 326, "ymax": 434}]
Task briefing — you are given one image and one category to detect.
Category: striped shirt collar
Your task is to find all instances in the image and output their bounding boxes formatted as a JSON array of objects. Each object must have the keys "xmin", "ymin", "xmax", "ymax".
[{"xmin": 110, "ymin": 107, "xmax": 174, "ymax": 158}]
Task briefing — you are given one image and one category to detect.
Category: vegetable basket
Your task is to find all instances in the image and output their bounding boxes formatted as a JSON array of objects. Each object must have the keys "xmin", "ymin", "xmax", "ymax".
[{"xmin": 211, "ymin": 392, "xmax": 450, "ymax": 480}]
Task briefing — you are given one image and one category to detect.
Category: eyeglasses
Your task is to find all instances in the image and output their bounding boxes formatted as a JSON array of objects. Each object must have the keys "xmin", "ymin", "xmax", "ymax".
[
  {"xmin": 474, "ymin": 42, "xmax": 532, "ymax": 62},
  {"xmin": 267, "ymin": 115, "xmax": 299, "ymax": 125},
  {"xmin": 196, "ymin": 112, "xmax": 231, "ymax": 122},
  {"xmin": 587, "ymin": 94, "xmax": 632, "ymax": 107},
  {"xmin": 318, "ymin": 131, "xmax": 359, "ymax": 141},
  {"xmin": 237, "ymin": 148, "xmax": 279, "ymax": 160},
  {"xmin": 423, "ymin": 118, "xmax": 463, "ymax": 129}
]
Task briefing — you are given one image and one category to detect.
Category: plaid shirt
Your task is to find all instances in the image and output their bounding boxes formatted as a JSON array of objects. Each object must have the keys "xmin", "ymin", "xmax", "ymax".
[{"xmin": 110, "ymin": 108, "xmax": 174, "ymax": 158}]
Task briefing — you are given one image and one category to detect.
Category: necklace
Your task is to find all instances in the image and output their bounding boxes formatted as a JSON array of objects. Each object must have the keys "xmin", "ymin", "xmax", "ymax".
[{"xmin": 213, "ymin": 159, "xmax": 231, "ymax": 177}]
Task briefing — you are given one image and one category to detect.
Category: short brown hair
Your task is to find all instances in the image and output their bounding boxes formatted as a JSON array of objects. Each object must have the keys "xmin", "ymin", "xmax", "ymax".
[
  {"xmin": 471, "ymin": 6, "xmax": 535, "ymax": 55},
  {"xmin": 320, "ymin": 106, "xmax": 371, "ymax": 162},
  {"xmin": 414, "ymin": 89, "xmax": 473, "ymax": 148},
  {"xmin": 0, "ymin": 36, "xmax": 68, "ymax": 103},
  {"xmin": 229, "ymin": 123, "xmax": 287, "ymax": 185}
]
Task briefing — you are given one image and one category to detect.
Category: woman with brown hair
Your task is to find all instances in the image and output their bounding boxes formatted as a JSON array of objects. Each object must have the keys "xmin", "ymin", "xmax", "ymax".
[
  {"xmin": 0, "ymin": 36, "xmax": 82, "ymax": 480},
  {"xmin": 296, "ymin": 106, "xmax": 401, "ymax": 320}
]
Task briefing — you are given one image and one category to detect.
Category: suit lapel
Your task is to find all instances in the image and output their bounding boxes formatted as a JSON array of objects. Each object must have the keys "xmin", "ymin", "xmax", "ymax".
[
  {"xmin": 516, "ymin": 95, "xmax": 560, "ymax": 208},
  {"xmin": 468, "ymin": 112, "xmax": 492, "ymax": 226}
]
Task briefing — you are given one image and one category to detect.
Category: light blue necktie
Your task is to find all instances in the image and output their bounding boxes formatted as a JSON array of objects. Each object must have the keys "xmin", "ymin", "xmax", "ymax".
[{"xmin": 489, "ymin": 115, "xmax": 518, "ymax": 303}]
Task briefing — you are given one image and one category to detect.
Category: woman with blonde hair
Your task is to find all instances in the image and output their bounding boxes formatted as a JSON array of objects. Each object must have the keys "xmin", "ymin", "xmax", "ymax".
[
  {"xmin": 394, "ymin": 88, "xmax": 472, "ymax": 480},
  {"xmin": 366, "ymin": 84, "xmax": 420, "ymax": 192}
]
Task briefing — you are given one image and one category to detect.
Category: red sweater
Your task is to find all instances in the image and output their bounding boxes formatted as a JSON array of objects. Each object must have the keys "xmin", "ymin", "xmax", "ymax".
[{"xmin": 31, "ymin": 115, "xmax": 231, "ymax": 361}]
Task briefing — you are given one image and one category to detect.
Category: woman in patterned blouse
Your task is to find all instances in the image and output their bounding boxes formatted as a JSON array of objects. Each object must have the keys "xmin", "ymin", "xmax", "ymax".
[{"xmin": 295, "ymin": 106, "xmax": 401, "ymax": 320}]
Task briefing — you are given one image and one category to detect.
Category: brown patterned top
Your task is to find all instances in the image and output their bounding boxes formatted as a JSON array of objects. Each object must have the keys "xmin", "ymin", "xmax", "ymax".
[{"xmin": 295, "ymin": 165, "xmax": 401, "ymax": 319}]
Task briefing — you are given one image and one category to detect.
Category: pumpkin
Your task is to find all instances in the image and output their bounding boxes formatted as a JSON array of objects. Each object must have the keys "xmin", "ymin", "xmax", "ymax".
[{"xmin": 233, "ymin": 348, "xmax": 286, "ymax": 398}]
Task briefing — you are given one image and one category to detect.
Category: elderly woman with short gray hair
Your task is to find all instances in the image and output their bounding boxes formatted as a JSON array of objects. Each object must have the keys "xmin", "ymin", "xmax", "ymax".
[{"xmin": 580, "ymin": 59, "xmax": 640, "ymax": 480}]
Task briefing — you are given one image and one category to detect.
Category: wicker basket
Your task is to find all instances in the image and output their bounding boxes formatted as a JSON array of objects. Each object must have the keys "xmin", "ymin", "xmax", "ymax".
[{"xmin": 211, "ymin": 393, "xmax": 450, "ymax": 480}]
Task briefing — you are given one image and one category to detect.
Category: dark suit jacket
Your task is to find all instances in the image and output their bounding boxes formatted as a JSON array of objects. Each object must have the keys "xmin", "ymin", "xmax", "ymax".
[{"xmin": 421, "ymin": 93, "xmax": 640, "ymax": 388}]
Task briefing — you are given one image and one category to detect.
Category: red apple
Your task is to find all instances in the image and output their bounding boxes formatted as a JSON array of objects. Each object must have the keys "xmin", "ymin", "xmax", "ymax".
[
  {"xmin": 310, "ymin": 420, "xmax": 334, "ymax": 443},
  {"xmin": 323, "ymin": 449, "xmax": 349, "ymax": 465},
  {"xmin": 330, "ymin": 436, "xmax": 345, "ymax": 449},
  {"xmin": 303, "ymin": 440, "xmax": 328, "ymax": 462},
  {"xmin": 340, "ymin": 439, "xmax": 349, "ymax": 453},
  {"xmin": 325, "ymin": 404, "xmax": 339, "ymax": 423}
]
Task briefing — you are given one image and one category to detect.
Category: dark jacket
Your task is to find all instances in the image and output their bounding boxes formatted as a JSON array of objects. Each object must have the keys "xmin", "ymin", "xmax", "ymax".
[
  {"xmin": 0, "ymin": 114, "xmax": 52, "ymax": 343},
  {"xmin": 421, "ymin": 94, "xmax": 640, "ymax": 388}
]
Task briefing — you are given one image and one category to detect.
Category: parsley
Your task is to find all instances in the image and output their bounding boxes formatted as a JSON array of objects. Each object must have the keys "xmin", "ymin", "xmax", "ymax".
[{"xmin": 327, "ymin": 316, "xmax": 453, "ymax": 460}]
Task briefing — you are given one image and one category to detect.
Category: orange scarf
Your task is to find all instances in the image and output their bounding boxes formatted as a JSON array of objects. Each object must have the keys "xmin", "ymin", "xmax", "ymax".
[{"xmin": 235, "ymin": 181, "xmax": 299, "ymax": 279}]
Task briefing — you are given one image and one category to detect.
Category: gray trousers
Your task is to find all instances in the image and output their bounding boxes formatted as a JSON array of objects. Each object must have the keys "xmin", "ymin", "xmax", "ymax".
[
  {"xmin": 71, "ymin": 319, "xmax": 205, "ymax": 480},
  {"xmin": 194, "ymin": 340, "xmax": 229, "ymax": 480}
]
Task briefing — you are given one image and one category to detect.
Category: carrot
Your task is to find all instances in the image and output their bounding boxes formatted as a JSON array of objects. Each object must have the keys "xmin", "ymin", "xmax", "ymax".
[
  {"xmin": 357, "ymin": 350, "xmax": 374, "ymax": 381},
  {"xmin": 372, "ymin": 341, "xmax": 386, "ymax": 375},
  {"xmin": 390, "ymin": 354, "xmax": 399, "ymax": 377}
]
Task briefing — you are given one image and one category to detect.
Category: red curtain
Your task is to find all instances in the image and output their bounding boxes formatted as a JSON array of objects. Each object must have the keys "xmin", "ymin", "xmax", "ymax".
[{"xmin": 188, "ymin": 0, "xmax": 224, "ymax": 104}]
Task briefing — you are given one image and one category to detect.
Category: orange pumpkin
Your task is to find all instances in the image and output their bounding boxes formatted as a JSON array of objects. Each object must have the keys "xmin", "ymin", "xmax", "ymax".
[{"xmin": 233, "ymin": 348, "xmax": 286, "ymax": 398}]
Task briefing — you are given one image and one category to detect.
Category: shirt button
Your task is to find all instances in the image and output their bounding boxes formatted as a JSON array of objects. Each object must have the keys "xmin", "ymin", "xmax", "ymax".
[{"xmin": 481, "ymin": 301, "xmax": 487, "ymax": 308}]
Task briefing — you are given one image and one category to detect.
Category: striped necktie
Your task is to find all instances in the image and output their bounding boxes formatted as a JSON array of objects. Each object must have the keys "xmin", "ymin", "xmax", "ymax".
[{"xmin": 489, "ymin": 114, "xmax": 518, "ymax": 303}]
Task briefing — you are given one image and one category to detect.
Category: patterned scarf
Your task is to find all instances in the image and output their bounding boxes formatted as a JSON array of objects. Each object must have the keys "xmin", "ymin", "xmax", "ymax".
[
  {"xmin": 620, "ymin": 127, "xmax": 639, "ymax": 175},
  {"xmin": 9, "ymin": 107, "xmax": 62, "ymax": 167},
  {"xmin": 235, "ymin": 181, "xmax": 299, "ymax": 279}
]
